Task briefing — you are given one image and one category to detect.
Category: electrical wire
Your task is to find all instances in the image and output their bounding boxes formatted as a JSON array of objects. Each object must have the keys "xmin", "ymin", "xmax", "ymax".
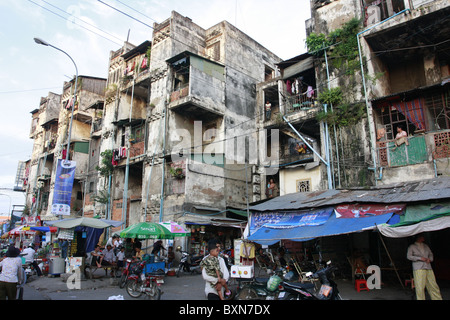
[
  {"xmin": 40, "ymin": 0, "xmax": 125, "ymax": 43},
  {"xmin": 27, "ymin": 0, "xmax": 123, "ymax": 46}
]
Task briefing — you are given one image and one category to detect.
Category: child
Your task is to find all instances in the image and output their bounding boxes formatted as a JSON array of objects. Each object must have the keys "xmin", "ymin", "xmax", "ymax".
[
  {"xmin": 116, "ymin": 247, "xmax": 125, "ymax": 271},
  {"xmin": 201, "ymin": 243, "xmax": 231, "ymax": 300}
]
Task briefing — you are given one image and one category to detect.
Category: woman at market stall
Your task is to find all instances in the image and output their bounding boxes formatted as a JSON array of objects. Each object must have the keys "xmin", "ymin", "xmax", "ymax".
[{"xmin": 0, "ymin": 245, "xmax": 23, "ymax": 300}]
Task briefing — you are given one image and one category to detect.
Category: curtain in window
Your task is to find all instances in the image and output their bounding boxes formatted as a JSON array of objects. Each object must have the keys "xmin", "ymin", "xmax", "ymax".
[{"xmin": 393, "ymin": 98, "xmax": 425, "ymax": 130}]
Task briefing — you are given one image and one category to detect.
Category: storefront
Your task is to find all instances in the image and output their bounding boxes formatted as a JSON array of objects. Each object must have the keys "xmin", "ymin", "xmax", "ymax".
[
  {"xmin": 246, "ymin": 178, "xmax": 450, "ymax": 285},
  {"xmin": 180, "ymin": 213, "xmax": 246, "ymax": 256}
]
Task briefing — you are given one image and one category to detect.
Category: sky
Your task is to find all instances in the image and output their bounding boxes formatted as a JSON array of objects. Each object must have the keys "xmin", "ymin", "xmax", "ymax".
[{"xmin": 0, "ymin": 0, "xmax": 311, "ymax": 213}]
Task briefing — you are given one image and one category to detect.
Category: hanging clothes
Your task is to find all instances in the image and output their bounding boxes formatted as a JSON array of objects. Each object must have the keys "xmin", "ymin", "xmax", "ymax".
[
  {"xmin": 119, "ymin": 147, "xmax": 127, "ymax": 158},
  {"xmin": 286, "ymin": 80, "xmax": 292, "ymax": 94},
  {"xmin": 307, "ymin": 86, "xmax": 314, "ymax": 98},
  {"xmin": 112, "ymin": 149, "xmax": 120, "ymax": 165},
  {"xmin": 294, "ymin": 79, "xmax": 300, "ymax": 95},
  {"xmin": 141, "ymin": 56, "xmax": 148, "ymax": 70}
]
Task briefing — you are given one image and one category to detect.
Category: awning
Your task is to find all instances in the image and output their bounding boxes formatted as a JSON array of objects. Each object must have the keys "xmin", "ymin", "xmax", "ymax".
[
  {"xmin": 377, "ymin": 201, "xmax": 450, "ymax": 238},
  {"xmin": 249, "ymin": 207, "xmax": 333, "ymax": 234},
  {"xmin": 378, "ymin": 215, "xmax": 450, "ymax": 238},
  {"xmin": 182, "ymin": 213, "xmax": 246, "ymax": 228},
  {"xmin": 29, "ymin": 226, "xmax": 58, "ymax": 233},
  {"xmin": 391, "ymin": 201, "xmax": 450, "ymax": 227},
  {"xmin": 247, "ymin": 212, "xmax": 394, "ymax": 244}
]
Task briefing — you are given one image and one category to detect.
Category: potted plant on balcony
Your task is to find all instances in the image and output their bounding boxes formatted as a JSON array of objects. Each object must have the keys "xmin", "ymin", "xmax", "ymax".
[{"xmin": 170, "ymin": 167, "xmax": 185, "ymax": 179}]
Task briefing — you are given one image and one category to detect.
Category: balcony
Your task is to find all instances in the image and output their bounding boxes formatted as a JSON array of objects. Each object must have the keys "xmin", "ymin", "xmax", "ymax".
[
  {"xmin": 167, "ymin": 51, "xmax": 225, "ymax": 121},
  {"xmin": 376, "ymin": 131, "xmax": 450, "ymax": 168},
  {"xmin": 284, "ymin": 90, "xmax": 318, "ymax": 114}
]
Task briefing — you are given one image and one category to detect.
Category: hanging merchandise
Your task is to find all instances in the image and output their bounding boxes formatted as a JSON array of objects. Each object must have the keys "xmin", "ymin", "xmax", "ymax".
[{"xmin": 57, "ymin": 228, "xmax": 75, "ymax": 240}]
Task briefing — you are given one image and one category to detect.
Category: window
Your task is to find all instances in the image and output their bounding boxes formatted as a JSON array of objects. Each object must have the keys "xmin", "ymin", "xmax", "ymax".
[
  {"xmin": 131, "ymin": 124, "xmax": 145, "ymax": 143},
  {"xmin": 378, "ymin": 104, "xmax": 409, "ymax": 140},
  {"xmin": 296, "ymin": 179, "xmax": 311, "ymax": 193},
  {"xmin": 172, "ymin": 57, "xmax": 190, "ymax": 92},
  {"xmin": 264, "ymin": 65, "xmax": 274, "ymax": 82},
  {"xmin": 424, "ymin": 90, "xmax": 450, "ymax": 131},
  {"xmin": 363, "ymin": 0, "xmax": 405, "ymax": 26}
]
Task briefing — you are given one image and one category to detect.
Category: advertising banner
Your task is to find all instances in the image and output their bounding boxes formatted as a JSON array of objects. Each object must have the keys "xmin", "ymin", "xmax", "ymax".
[
  {"xmin": 249, "ymin": 207, "xmax": 333, "ymax": 233},
  {"xmin": 335, "ymin": 203, "xmax": 405, "ymax": 218},
  {"xmin": 51, "ymin": 159, "xmax": 76, "ymax": 216}
]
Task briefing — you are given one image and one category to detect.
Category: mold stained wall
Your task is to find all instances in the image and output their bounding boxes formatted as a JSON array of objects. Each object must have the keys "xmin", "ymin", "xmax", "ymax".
[
  {"xmin": 147, "ymin": 13, "xmax": 284, "ymax": 215},
  {"xmin": 309, "ymin": 0, "xmax": 377, "ymax": 187}
]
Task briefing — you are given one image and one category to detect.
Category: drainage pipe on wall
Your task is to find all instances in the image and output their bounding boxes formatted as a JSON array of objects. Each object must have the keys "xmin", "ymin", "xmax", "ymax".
[{"xmin": 282, "ymin": 115, "xmax": 333, "ymax": 190}]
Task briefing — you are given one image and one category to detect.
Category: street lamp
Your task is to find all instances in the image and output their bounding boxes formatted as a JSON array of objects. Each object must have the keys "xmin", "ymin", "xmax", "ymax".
[{"xmin": 34, "ymin": 37, "xmax": 78, "ymax": 162}]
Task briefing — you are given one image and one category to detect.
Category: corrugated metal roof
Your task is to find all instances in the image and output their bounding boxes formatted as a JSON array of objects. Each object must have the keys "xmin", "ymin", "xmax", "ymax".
[{"xmin": 250, "ymin": 177, "xmax": 450, "ymax": 212}]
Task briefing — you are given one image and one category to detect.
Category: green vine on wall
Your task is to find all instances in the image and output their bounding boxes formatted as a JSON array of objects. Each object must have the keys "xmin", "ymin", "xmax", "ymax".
[
  {"xmin": 315, "ymin": 87, "xmax": 366, "ymax": 127},
  {"xmin": 96, "ymin": 149, "xmax": 114, "ymax": 177},
  {"xmin": 306, "ymin": 18, "xmax": 361, "ymax": 74}
]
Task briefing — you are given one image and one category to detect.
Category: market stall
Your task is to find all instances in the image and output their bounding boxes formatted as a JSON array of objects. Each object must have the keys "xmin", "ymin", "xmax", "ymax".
[
  {"xmin": 120, "ymin": 221, "xmax": 191, "ymax": 273},
  {"xmin": 45, "ymin": 217, "xmax": 124, "ymax": 276}
]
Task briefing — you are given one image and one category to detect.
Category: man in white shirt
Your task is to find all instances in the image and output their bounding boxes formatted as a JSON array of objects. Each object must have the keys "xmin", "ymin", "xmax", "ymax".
[
  {"xmin": 102, "ymin": 245, "xmax": 116, "ymax": 266},
  {"xmin": 407, "ymin": 233, "xmax": 442, "ymax": 300},
  {"xmin": 202, "ymin": 239, "xmax": 230, "ymax": 300},
  {"xmin": 21, "ymin": 245, "xmax": 42, "ymax": 276}
]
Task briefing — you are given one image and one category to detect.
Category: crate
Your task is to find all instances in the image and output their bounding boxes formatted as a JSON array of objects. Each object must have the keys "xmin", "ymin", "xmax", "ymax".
[
  {"xmin": 145, "ymin": 261, "xmax": 165, "ymax": 274},
  {"xmin": 230, "ymin": 265, "xmax": 254, "ymax": 278}
]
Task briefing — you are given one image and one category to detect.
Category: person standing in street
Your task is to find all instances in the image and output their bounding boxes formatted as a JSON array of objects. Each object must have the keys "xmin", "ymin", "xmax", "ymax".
[
  {"xmin": 0, "ymin": 246, "xmax": 23, "ymax": 300},
  {"xmin": 407, "ymin": 233, "xmax": 442, "ymax": 300},
  {"xmin": 202, "ymin": 239, "xmax": 230, "ymax": 300}
]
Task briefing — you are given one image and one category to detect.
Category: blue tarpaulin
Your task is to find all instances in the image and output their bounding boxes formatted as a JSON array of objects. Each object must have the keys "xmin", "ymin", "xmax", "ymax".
[
  {"xmin": 249, "ymin": 207, "xmax": 333, "ymax": 234},
  {"xmin": 247, "ymin": 212, "xmax": 395, "ymax": 245}
]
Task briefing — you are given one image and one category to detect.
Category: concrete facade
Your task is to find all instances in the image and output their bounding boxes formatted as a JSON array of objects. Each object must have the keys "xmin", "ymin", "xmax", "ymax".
[{"xmin": 83, "ymin": 11, "xmax": 283, "ymax": 240}]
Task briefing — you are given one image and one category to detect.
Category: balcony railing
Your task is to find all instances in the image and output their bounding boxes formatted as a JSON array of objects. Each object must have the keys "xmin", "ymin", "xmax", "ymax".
[
  {"xmin": 170, "ymin": 84, "xmax": 189, "ymax": 103},
  {"xmin": 285, "ymin": 91, "xmax": 318, "ymax": 114},
  {"xmin": 376, "ymin": 131, "xmax": 450, "ymax": 168}
]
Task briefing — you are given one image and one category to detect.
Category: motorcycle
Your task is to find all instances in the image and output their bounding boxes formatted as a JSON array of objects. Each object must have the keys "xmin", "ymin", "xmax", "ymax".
[
  {"xmin": 278, "ymin": 261, "xmax": 342, "ymax": 300},
  {"xmin": 176, "ymin": 248, "xmax": 203, "ymax": 277},
  {"xmin": 119, "ymin": 259, "xmax": 139, "ymax": 288},
  {"xmin": 219, "ymin": 249, "xmax": 233, "ymax": 270},
  {"xmin": 125, "ymin": 260, "xmax": 165, "ymax": 300},
  {"xmin": 235, "ymin": 272, "xmax": 283, "ymax": 300}
]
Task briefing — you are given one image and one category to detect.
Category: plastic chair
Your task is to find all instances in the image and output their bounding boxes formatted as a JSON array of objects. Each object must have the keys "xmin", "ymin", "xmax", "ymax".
[{"xmin": 355, "ymin": 279, "xmax": 369, "ymax": 292}]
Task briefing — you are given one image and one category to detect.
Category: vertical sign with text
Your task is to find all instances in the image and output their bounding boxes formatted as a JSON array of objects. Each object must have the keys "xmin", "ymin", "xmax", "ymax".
[{"xmin": 51, "ymin": 159, "xmax": 76, "ymax": 215}]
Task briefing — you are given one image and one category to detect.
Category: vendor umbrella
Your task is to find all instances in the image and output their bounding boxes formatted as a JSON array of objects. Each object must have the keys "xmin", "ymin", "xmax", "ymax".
[
  {"xmin": 51, "ymin": 217, "xmax": 117, "ymax": 229},
  {"xmin": 29, "ymin": 226, "xmax": 58, "ymax": 233},
  {"xmin": 120, "ymin": 222, "xmax": 175, "ymax": 239},
  {"xmin": 159, "ymin": 221, "xmax": 191, "ymax": 237},
  {"xmin": 8, "ymin": 225, "xmax": 35, "ymax": 237}
]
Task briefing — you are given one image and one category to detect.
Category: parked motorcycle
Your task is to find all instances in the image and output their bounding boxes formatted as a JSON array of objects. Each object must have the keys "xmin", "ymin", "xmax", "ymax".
[
  {"xmin": 219, "ymin": 249, "xmax": 233, "ymax": 270},
  {"xmin": 125, "ymin": 261, "xmax": 165, "ymax": 300},
  {"xmin": 176, "ymin": 248, "xmax": 203, "ymax": 277},
  {"xmin": 119, "ymin": 259, "xmax": 139, "ymax": 288},
  {"xmin": 235, "ymin": 272, "xmax": 283, "ymax": 300},
  {"xmin": 278, "ymin": 261, "xmax": 342, "ymax": 300}
]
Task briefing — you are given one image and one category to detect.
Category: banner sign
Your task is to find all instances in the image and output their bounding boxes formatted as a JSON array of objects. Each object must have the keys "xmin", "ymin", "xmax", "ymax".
[
  {"xmin": 250, "ymin": 207, "xmax": 333, "ymax": 232},
  {"xmin": 51, "ymin": 159, "xmax": 76, "ymax": 216},
  {"xmin": 335, "ymin": 204, "xmax": 405, "ymax": 218}
]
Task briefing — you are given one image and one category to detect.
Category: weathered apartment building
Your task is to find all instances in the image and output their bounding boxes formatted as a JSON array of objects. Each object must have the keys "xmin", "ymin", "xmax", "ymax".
[
  {"xmin": 74, "ymin": 10, "xmax": 283, "ymax": 248},
  {"xmin": 25, "ymin": 76, "xmax": 106, "ymax": 221},
  {"xmin": 254, "ymin": 0, "xmax": 450, "ymax": 199}
]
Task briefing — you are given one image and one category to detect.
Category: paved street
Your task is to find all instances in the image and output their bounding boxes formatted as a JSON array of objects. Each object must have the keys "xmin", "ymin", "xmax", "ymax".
[{"xmin": 22, "ymin": 268, "xmax": 450, "ymax": 301}]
